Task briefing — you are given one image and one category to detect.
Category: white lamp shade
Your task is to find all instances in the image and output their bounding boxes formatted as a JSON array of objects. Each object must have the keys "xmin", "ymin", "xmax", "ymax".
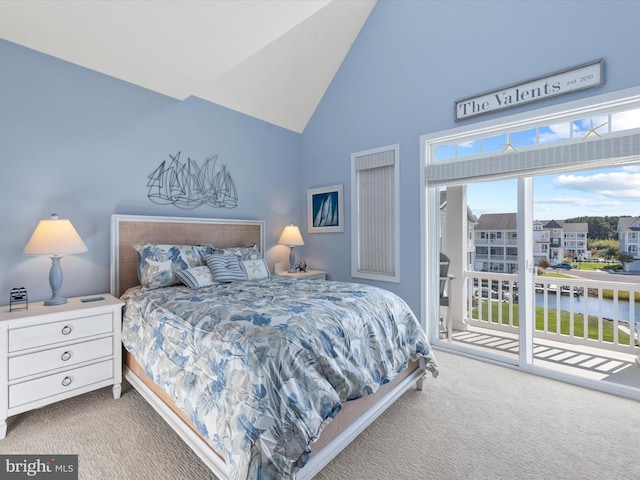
[
  {"xmin": 23, "ymin": 216, "xmax": 88, "ymax": 256},
  {"xmin": 277, "ymin": 225, "xmax": 304, "ymax": 247}
]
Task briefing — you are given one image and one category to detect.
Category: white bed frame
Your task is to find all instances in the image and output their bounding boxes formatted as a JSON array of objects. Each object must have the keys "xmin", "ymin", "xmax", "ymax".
[{"xmin": 110, "ymin": 214, "xmax": 427, "ymax": 479}]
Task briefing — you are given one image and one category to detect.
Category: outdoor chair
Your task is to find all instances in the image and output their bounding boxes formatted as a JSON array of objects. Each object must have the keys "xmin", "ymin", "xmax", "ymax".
[{"xmin": 440, "ymin": 252, "xmax": 455, "ymax": 340}]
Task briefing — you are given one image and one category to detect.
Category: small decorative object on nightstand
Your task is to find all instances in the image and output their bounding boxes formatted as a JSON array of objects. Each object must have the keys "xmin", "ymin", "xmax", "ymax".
[
  {"xmin": 9, "ymin": 287, "xmax": 28, "ymax": 312},
  {"xmin": 277, "ymin": 269, "xmax": 327, "ymax": 281},
  {"xmin": 0, "ymin": 294, "xmax": 123, "ymax": 439}
]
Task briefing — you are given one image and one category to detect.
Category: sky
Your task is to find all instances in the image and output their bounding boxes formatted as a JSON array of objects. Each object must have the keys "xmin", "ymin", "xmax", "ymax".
[
  {"xmin": 447, "ymin": 108, "xmax": 640, "ymax": 221},
  {"xmin": 467, "ymin": 164, "xmax": 640, "ymax": 220}
]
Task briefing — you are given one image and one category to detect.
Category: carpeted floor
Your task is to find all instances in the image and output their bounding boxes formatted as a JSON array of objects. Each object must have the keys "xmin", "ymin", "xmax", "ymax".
[{"xmin": 3, "ymin": 351, "xmax": 639, "ymax": 479}]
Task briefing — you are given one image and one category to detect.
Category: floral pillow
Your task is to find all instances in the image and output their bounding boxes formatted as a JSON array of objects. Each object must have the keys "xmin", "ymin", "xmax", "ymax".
[
  {"xmin": 134, "ymin": 244, "xmax": 213, "ymax": 290},
  {"xmin": 205, "ymin": 254, "xmax": 248, "ymax": 283},
  {"xmin": 175, "ymin": 266, "xmax": 216, "ymax": 289},
  {"xmin": 241, "ymin": 259, "xmax": 271, "ymax": 280},
  {"xmin": 214, "ymin": 243, "xmax": 260, "ymax": 260}
]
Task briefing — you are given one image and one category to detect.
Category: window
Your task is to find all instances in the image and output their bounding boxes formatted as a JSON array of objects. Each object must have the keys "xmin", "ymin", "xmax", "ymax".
[
  {"xmin": 422, "ymin": 86, "xmax": 640, "ymax": 400},
  {"xmin": 351, "ymin": 144, "xmax": 400, "ymax": 282}
]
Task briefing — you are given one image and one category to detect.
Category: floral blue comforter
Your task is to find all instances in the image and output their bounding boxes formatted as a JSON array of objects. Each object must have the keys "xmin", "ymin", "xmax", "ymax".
[{"xmin": 121, "ymin": 276, "xmax": 438, "ymax": 480}]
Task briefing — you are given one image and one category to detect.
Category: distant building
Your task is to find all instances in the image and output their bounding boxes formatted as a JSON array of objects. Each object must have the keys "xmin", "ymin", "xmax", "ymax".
[
  {"xmin": 617, "ymin": 217, "xmax": 640, "ymax": 270},
  {"xmin": 562, "ymin": 221, "xmax": 589, "ymax": 261},
  {"xmin": 474, "ymin": 213, "xmax": 589, "ymax": 272},
  {"xmin": 474, "ymin": 213, "xmax": 518, "ymax": 273}
]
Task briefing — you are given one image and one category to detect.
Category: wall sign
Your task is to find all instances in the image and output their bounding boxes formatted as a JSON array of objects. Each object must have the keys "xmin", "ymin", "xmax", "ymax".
[{"xmin": 455, "ymin": 59, "xmax": 604, "ymax": 121}]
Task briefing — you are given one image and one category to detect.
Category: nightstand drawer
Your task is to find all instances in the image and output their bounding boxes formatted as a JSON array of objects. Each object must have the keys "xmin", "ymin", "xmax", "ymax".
[
  {"xmin": 8, "ymin": 313, "xmax": 113, "ymax": 352},
  {"xmin": 8, "ymin": 360, "xmax": 113, "ymax": 409},
  {"xmin": 8, "ymin": 337, "xmax": 113, "ymax": 380}
]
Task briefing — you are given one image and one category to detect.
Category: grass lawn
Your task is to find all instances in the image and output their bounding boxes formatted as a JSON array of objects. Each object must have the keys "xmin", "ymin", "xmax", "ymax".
[
  {"xmin": 574, "ymin": 262, "xmax": 619, "ymax": 271},
  {"xmin": 473, "ymin": 301, "xmax": 635, "ymax": 346}
]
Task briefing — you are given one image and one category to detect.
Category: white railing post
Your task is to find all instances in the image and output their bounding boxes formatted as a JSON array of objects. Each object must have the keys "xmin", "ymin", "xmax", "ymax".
[{"xmin": 517, "ymin": 178, "xmax": 534, "ymax": 366}]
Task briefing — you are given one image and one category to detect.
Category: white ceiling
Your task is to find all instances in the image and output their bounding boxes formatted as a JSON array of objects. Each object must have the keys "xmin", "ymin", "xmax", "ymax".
[{"xmin": 0, "ymin": 0, "xmax": 376, "ymax": 133}]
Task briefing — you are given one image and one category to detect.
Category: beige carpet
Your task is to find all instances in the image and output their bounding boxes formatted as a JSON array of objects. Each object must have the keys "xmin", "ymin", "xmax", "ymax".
[{"xmin": 3, "ymin": 351, "xmax": 639, "ymax": 479}]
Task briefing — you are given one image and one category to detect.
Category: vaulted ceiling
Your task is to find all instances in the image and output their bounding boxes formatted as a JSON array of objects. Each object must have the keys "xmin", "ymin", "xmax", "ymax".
[{"xmin": 0, "ymin": 1, "xmax": 376, "ymax": 133}]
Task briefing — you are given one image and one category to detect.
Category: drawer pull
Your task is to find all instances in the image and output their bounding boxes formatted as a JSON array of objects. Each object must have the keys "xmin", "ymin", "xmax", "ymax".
[
  {"xmin": 61, "ymin": 325, "xmax": 72, "ymax": 335},
  {"xmin": 61, "ymin": 376, "xmax": 72, "ymax": 387},
  {"xmin": 61, "ymin": 351, "xmax": 72, "ymax": 361}
]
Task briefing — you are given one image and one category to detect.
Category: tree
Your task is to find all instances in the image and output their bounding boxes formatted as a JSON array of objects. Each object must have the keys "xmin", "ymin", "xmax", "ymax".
[
  {"xmin": 603, "ymin": 246, "xmax": 618, "ymax": 263},
  {"xmin": 617, "ymin": 251, "xmax": 634, "ymax": 270},
  {"xmin": 538, "ymin": 258, "xmax": 550, "ymax": 269},
  {"xmin": 588, "ymin": 239, "xmax": 619, "ymax": 259}
]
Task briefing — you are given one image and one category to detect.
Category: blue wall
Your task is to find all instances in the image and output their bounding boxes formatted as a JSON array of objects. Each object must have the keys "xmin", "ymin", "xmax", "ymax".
[
  {"xmin": 0, "ymin": 39, "xmax": 303, "ymax": 304},
  {"xmin": 301, "ymin": 0, "xmax": 640, "ymax": 316},
  {"xmin": 3, "ymin": 1, "xmax": 640, "ymax": 313}
]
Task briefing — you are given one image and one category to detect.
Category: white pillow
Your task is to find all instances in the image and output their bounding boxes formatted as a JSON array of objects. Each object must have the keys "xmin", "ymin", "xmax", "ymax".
[{"xmin": 242, "ymin": 259, "xmax": 271, "ymax": 280}]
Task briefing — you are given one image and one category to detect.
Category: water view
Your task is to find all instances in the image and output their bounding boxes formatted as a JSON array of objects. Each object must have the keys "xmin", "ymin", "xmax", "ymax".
[{"xmin": 535, "ymin": 291, "xmax": 640, "ymax": 325}]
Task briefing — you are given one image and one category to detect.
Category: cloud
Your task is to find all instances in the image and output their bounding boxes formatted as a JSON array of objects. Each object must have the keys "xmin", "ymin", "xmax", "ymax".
[
  {"xmin": 612, "ymin": 108, "xmax": 640, "ymax": 131},
  {"xmin": 553, "ymin": 171, "xmax": 640, "ymax": 200},
  {"xmin": 534, "ymin": 196, "xmax": 623, "ymax": 207},
  {"xmin": 534, "ymin": 196, "xmax": 624, "ymax": 217},
  {"xmin": 539, "ymin": 123, "xmax": 571, "ymax": 143}
]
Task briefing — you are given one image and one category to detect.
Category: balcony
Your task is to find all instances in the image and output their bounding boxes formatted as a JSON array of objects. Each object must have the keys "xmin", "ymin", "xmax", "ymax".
[{"xmin": 444, "ymin": 271, "xmax": 640, "ymax": 389}]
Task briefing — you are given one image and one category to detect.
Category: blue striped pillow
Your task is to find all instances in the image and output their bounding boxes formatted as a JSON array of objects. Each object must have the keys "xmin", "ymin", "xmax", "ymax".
[
  {"xmin": 205, "ymin": 254, "xmax": 248, "ymax": 283},
  {"xmin": 175, "ymin": 266, "xmax": 215, "ymax": 289}
]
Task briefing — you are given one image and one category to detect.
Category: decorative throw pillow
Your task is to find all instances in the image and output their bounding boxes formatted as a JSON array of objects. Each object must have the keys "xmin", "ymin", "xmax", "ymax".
[
  {"xmin": 205, "ymin": 254, "xmax": 248, "ymax": 282},
  {"xmin": 214, "ymin": 243, "xmax": 260, "ymax": 260},
  {"xmin": 134, "ymin": 244, "xmax": 213, "ymax": 290},
  {"xmin": 241, "ymin": 259, "xmax": 271, "ymax": 280},
  {"xmin": 175, "ymin": 266, "xmax": 216, "ymax": 289}
]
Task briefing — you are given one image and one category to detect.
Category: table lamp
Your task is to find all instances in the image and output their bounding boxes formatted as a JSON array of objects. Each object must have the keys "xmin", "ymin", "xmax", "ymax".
[
  {"xmin": 23, "ymin": 214, "xmax": 89, "ymax": 306},
  {"xmin": 277, "ymin": 224, "xmax": 304, "ymax": 271}
]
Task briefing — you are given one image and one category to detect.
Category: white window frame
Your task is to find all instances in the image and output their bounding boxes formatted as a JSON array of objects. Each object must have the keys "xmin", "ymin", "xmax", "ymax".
[
  {"xmin": 421, "ymin": 85, "xmax": 640, "ymax": 401},
  {"xmin": 351, "ymin": 144, "xmax": 400, "ymax": 282}
]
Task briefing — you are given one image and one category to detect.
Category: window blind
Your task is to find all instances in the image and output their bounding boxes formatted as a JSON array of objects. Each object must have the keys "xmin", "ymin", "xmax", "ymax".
[
  {"xmin": 352, "ymin": 147, "xmax": 398, "ymax": 280},
  {"xmin": 426, "ymin": 131, "xmax": 640, "ymax": 187}
]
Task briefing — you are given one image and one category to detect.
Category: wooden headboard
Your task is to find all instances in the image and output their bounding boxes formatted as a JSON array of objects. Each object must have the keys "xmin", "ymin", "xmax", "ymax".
[{"xmin": 110, "ymin": 214, "xmax": 265, "ymax": 297}]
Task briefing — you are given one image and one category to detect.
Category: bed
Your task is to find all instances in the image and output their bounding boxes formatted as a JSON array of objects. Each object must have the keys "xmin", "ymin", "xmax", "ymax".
[{"xmin": 110, "ymin": 214, "xmax": 438, "ymax": 480}]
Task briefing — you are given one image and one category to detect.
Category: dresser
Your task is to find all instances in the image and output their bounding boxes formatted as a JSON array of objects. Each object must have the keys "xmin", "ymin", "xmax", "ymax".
[{"xmin": 0, "ymin": 294, "xmax": 123, "ymax": 439}]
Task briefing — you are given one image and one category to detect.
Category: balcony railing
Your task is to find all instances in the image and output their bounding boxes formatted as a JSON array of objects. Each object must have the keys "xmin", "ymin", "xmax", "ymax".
[
  {"xmin": 463, "ymin": 271, "xmax": 640, "ymax": 355},
  {"xmin": 474, "ymin": 238, "xmax": 518, "ymax": 246}
]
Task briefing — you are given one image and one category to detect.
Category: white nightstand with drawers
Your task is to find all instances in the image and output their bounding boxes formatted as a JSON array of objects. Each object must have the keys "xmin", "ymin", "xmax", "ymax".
[
  {"xmin": 0, "ymin": 294, "xmax": 123, "ymax": 439},
  {"xmin": 277, "ymin": 269, "xmax": 328, "ymax": 280}
]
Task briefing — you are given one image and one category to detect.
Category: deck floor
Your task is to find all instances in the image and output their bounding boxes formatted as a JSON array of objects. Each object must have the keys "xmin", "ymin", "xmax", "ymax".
[{"xmin": 449, "ymin": 326, "xmax": 640, "ymax": 389}]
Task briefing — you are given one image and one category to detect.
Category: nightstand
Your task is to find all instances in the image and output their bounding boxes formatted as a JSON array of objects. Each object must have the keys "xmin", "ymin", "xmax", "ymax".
[
  {"xmin": 277, "ymin": 270, "xmax": 327, "ymax": 280},
  {"xmin": 0, "ymin": 294, "xmax": 123, "ymax": 439}
]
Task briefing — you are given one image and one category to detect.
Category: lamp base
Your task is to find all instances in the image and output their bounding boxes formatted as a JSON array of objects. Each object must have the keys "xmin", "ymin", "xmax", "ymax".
[
  {"xmin": 44, "ymin": 294, "xmax": 68, "ymax": 306},
  {"xmin": 44, "ymin": 256, "xmax": 67, "ymax": 306},
  {"xmin": 289, "ymin": 246, "xmax": 296, "ymax": 271}
]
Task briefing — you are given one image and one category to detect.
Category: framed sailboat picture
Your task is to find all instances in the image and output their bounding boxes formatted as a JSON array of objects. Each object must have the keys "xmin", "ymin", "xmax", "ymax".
[{"xmin": 307, "ymin": 184, "xmax": 344, "ymax": 233}]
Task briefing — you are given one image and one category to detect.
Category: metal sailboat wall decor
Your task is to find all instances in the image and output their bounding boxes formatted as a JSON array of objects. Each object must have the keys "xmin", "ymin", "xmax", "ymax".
[{"xmin": 147, "ymin": 152, "xmax": 238, "ymax": 209}]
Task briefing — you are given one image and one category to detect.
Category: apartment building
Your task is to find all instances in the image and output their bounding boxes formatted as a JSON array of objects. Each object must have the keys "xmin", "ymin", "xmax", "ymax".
[
  {"xmin": 618, "ymin": 217, "xmax": 640, "ymax": 270},
  {"xmin": 474, "ymin": 214, "xmax": 589, "ymax": 272}
]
